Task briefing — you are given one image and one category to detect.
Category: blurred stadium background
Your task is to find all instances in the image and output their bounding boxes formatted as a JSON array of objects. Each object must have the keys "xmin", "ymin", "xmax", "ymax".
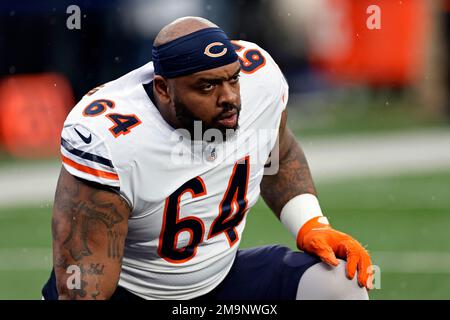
[{"xmin": 0, "ymin": 0, "xmax": 449, "ymax": 299}]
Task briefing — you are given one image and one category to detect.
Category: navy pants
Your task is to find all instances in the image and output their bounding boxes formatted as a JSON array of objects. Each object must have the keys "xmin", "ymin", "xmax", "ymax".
[{"xmin": 42, "ymin": 245, "xmax": 320, "ymax": 300}]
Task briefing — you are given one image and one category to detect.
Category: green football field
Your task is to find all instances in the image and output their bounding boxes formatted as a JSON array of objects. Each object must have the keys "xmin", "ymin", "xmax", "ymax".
[{"xmin": 1, "ymin": 169, "xmax": 449, "ymax": 300}]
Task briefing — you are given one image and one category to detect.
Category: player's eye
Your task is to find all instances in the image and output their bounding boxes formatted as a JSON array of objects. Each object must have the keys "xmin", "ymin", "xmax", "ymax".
[
  {"xmin": 200, "ymin": 83, "xmax": 215, "ymax": 92},
  {"xmin": 230, "ymin": 74, "xmax": 240, "ymax": 84}
]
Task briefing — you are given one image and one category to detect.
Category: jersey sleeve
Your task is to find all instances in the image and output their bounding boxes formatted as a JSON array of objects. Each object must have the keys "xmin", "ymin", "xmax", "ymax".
[
  {"xmin": 60, "ymin": 123, "xmax": 120, "ymax": 188},
  {"xmin": 262, "ymin": 45, "xmax": 289, "ymax": 111},
  {"xmin": 233, "ymin": 40, "xmax": 289, "ymax": 111},
  {"xmin": 279, "ymin": 71, "xmax": 289, "ymax": 111}
]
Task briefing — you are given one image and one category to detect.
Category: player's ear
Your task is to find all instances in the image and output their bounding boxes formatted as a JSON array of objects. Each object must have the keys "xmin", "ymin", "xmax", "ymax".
[{"xmin": 153, "ymin": 75, "xmax": 171, "ymax": 104}]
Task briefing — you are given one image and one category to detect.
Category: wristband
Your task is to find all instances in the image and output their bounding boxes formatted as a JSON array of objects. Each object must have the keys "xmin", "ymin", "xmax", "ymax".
[{"xmin": 280, "ymin": 193, "xmax": 329, "ymax": 240}]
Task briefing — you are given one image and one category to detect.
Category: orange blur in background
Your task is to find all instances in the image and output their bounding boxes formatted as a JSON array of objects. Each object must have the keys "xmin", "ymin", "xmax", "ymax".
[
  {"xmin": 308, "ymin": 0, "xmax": 428, "ymax": 86},
  {"xmin": 0, "ymin": 73, "xmax": 73, "ymax": 158}
]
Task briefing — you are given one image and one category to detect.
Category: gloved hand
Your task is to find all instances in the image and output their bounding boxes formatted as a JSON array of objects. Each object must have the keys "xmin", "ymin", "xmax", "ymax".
[{"xmin": 297, "ymin": 216, "xmax": 373, "ymax": 289}]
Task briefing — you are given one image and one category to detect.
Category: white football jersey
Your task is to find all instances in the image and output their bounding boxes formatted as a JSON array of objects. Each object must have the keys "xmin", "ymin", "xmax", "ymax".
[{"xmin": 60, "ymin": 40, "xmax": 289, "ymax": 299}]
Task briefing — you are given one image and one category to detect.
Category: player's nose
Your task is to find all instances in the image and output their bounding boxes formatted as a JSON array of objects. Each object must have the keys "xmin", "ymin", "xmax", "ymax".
[{"xmin": 217, "ymin": 82, "xmax": 239, "ymax": 107}]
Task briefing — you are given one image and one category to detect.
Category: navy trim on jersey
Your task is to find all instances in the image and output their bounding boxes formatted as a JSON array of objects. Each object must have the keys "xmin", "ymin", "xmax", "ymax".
[
  {"xmin": 143, "ymin": 81, "xmax": 156, "ymax": 105},
  {"xmin": 61, "ymin": 137, "xmax": 115, "ymax": 168},
  {"xmin": 75, "ymin": 176, "xmax": 120, "ymax": 193}
]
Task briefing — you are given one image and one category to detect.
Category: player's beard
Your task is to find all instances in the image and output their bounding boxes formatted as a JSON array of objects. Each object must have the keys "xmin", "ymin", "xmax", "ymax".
[{"xmin": 173, "ymin": 97, "xmax": 241, "ymax": 143}]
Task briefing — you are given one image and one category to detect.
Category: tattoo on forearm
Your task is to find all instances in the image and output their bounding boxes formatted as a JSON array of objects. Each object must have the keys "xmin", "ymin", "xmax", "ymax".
[
  {"xmin": 62, "ymin": 201, "xmax": 124, "ymax": 261},
  {"xmin": 261, "ymin": 132, "xmax": 316, "ymax": 217},
  {"xmin": 56, "ymin": 260, "xmax": 106, "ymax": 299},
  {"xmin": 107, "ymin": 230, "xmax": 120, "ymax": 259},
  {"xmin": 69, "ymin": 279, "xmax": 88, "ymax": 299},
  {"xmin": 55, "ymin": 256, "xmax": 105, "ymax": 276},
  {"xmin": 54, "ymin": 176, "xmax": 127, "ymax": 261},
  {"xmin": 85, "ymin": 263, "xmax": 105, "ymax": 275},
  {"xmin": 55, "ymin": 256, "xmax": 70, "ymax": 270},
  {"xmin": 91, "ymin": 283, "xmax": 101, "ymax": 300},
  {"xmin": 52, "ymin": 169, "xmax": 129, "ymax": 299}
]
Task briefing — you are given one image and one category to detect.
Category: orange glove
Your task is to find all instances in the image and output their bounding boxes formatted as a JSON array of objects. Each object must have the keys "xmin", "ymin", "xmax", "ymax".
[{"xmin": 297, "ymin": 217, "xmax": 373, "ymax": 289}]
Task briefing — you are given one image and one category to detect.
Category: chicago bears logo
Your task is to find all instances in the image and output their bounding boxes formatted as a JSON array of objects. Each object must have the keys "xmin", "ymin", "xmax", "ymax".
[{"xmin": 204, "ymin": 42, "xmax": 227, "ymax": 58}]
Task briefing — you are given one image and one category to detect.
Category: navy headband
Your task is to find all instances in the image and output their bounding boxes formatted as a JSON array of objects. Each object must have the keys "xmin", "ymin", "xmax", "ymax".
[{"xmin": 152, "ymin": 27, "xmax": 239, "ymax": 78}]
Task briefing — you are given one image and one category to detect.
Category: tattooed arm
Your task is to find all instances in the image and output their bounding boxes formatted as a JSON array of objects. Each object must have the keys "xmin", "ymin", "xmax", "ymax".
[
  {"xmin": 260, "ymin": 110, "xmax": 317, "ymax": 218},
  {"xmin": 52, "ymin": 167, "xmax": 130, "ymax": 300}
]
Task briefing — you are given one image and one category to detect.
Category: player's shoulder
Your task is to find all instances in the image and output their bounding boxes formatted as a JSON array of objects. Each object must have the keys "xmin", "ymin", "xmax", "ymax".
[
  {"xmin": 62, "ymin": 77, "xmax": 152, "ymax": 175},
  {"xmin": 65, "ymin": 62, "xmax": 154, "ymax": 134},
  {"xmin": 232, "ymin": 40, "xmax": 285, "ymax": 83},
  {"xmin": 66, "ymin": 82, "xmax": 148, "ymax": 141},
  {"xmin": 232, "ymin": 40, "xmax": 289, "ymax": 110},
  {"xmin": 60, "ymin": 87, "xmax": 147, "ymax": 190}
]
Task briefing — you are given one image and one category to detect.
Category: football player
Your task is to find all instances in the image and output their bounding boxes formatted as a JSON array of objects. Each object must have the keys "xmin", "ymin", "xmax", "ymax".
[{"xmin": 42, "ymin": 16, "xmax": 372, "ymax": 300}]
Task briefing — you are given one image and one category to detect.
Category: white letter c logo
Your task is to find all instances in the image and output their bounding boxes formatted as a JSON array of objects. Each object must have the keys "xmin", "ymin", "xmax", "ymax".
[{"xmin": 204, "ymin": 42, "xmax": 227, "ymax": 58}]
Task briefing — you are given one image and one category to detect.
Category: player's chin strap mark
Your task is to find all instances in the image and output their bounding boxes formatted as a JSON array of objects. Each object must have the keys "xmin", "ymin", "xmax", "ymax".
[{"xmin": 152, "ymin": 27, "xmax": 238, "ymax": 79}]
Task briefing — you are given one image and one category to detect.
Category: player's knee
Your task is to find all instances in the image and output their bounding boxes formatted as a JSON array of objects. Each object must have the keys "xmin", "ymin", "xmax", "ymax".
[{"xmin": 296, "ymin": 259, "xmax": 369, "ymax": 300}]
